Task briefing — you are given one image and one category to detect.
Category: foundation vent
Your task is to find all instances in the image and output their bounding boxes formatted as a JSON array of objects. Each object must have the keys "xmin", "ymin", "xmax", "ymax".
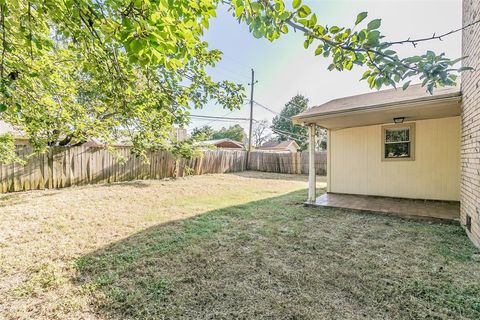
[{"xmin": 466, "ymin": 214, "xmax": 472, "ymax": 232}]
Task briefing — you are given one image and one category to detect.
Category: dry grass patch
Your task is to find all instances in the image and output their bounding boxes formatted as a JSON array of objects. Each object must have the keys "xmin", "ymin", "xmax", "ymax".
[{"xmin": 1, "ymin": 172, "xmax": 479, "ymax": 319}]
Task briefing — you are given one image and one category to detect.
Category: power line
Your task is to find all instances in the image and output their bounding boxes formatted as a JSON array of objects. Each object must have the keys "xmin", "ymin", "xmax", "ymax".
[
  {"xmin": 253, "ymin": 100, "xmax": 310, "ymax": 124},
  {"xmin": 220, "ymin": 54, "xmax": 252, "ymax": 69},
  {"xmin": 253, "ymin": 100, "xmax": 295, "ymax": 124},
  {"xmin": 189, "ymin": 114, "xmax": 252, "ymax": 121},
  {"xmin": 202, "ymin": 109, "xmax": 236, "ymax": 126},
  {"xmin": 253, "ymin": 100, "xmax": 280, "ymax": 115},
  {"xmin": 271, "ymin": 127, "xmax": 306, "ymax": 140},
  {"xmin": 208, "ymin": 69, "xmax": 249, "ymax": 83},
  {"xmin": 214, "ymin": 65, "xmax": 251, "ymax": 80},
  {"xmin": 190, "ymin": 118, "xmax": 248, "ymax": 123}
]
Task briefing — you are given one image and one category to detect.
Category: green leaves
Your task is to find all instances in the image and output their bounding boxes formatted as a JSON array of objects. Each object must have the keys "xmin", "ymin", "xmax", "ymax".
[
  {"xmin": 0, "ymin": 0, "xmax": 245, "ymax": 160},
  {"xmin": 309, "ymin": 14, "xmax": 317, "ymax": 28},
  {"xmin": 0, "ymin": 133, "xmax": 24, "ymax": 165},
  {"xmin": 355, "ymin": 12, "xmax": 368, "ymax": 25},
  {"xmin": 367, "ymin": 19, "xmax": 382, "ymax": 30},
  {"xmin": 271, "ymin": 94, "xmax": 309, "ymax": 150},
  {"xmin": 251, "ymin": 2, "xmax": 262, "ymax": 13},
  {"xmin": 297, "ymin": 5, "xmax": 311, "ymax": 18},
  {"xmin": 0, "ymin": 0, "xmax": 467, "ymax": 162},
  {"xmin": 366, "ymin": 30, "xmax": 381, "ymax": 46},
  {"xmin": 232, "ymin": 1, "xmax": 464, "ymax": 94}
]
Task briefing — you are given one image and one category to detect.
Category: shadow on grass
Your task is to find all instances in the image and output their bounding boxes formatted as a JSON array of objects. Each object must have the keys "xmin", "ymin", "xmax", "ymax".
[
  {"xmin": 0, "ymin": 190, "xmax": 61, "ymax": 207},
  {"xmin": 232, "ymin": 171, "xmax": 314, "ymax": 182},
  {"xmin": 73, "ymin": 190, "xmax": 308, "ymax": 319},
  {"xmin": 74, "ymin": 189, "xmax": 480, "ymax": 320},
  {"xmin": 95, "ymin": 180, "xmax": 155, "ymax": 189}
]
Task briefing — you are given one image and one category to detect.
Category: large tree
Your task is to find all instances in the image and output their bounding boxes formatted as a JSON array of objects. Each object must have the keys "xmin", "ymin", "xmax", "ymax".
[
  {"xmin": 191, "ymin": 125, "xmax": 215, "ymax": 141},
  {"xmin": 272, "ymin": 94, "xmax": 308, "ymax": 150},
  {"xmin": 0, "ymin": 0, "xmax": 471, "ymax": 162},
  {"xmin": 211, "ymin": 124, "xmax": 246, "ymax": 142}
]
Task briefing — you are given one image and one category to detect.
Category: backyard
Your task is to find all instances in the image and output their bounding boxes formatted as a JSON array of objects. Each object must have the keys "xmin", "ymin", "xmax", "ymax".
[{"xmin": 0, "ymin": 172, "xmax": 479, "ymax": 319}]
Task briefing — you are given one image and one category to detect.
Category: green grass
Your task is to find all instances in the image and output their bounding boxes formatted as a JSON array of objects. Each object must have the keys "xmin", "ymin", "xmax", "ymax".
[
  {"xmin": 1, "ymin": 172, "xmax": 479, "ymax": 319},
  {"xmin": 75, "ymin": 190, "xmax": 480, "ymax": 320}
]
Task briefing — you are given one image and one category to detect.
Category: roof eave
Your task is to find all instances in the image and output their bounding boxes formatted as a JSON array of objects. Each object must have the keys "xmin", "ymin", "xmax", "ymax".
[{"xmin": 292, "ymin": 91, "xmax": 462, "ymax": 125}]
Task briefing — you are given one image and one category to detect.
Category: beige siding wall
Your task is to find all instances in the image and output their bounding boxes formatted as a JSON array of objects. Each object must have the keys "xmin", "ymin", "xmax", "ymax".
[
  {"xmin": 461, "ymin": 0, "xmax": 480, "ymax": 246},
  {"xmin": 330, "ymin": 117, "xmax": 460, "ymax": 201}
]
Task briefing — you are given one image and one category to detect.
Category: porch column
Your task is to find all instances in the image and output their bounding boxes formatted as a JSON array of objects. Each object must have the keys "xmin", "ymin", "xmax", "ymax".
[
  {"xmin": 326, "ymin": 129, "xmax": 331, "ymax": 193},
  {"xmin": 308, "ymin": 124, "xmax": 316, "ymax": 202}
]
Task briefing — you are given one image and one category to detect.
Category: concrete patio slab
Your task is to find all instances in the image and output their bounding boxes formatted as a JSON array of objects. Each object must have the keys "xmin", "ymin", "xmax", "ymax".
[{"xmin": 306, "ymin": 193, "xmax": 460, "ymax": 222}]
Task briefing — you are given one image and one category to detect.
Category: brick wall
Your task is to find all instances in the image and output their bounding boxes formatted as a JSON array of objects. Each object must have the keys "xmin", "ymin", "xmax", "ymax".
[{"xmin": 461, "ymin": 0, "xmax": 480, "ymax": 247}]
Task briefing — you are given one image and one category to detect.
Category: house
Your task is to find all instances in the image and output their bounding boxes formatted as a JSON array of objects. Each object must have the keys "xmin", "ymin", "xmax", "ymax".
[
  {"xmin": 293, "ymin": 84, "xmax": 461, "ymax": 201},
  {"xmin": 198, "ymin": 138, "xmax": 244, "ymax": 150},
  {"xmin": 0, "ymin": 120, "xmax": 29, "ymax": 146},
  {"xmin": 258, "ymin": 140, "xmax": 300, "ymax": 152},
  {"xmin": 293, "ymin": 0, "xmax": 480, "ymax": 248}
]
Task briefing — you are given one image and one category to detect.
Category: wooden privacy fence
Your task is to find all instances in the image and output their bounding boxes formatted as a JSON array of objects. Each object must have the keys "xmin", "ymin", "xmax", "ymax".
[
  {"xmin": 0, "ymin": 147, "xmax": 326, "ymax": 193},
  {"xmin": 248, "ymin": 151, "xmax": 327, "ymax": 175},
  {"xmin": 0, "ymin": 146, "xmax": 246, "ymax": 193}
]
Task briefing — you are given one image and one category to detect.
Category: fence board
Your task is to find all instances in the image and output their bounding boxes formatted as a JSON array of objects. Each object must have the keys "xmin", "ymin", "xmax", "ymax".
[
  {"xmin": 248, "ymin": 151, "xmax": 327, "ymax": 175},
  {"xmin": 0, "ymin": 147, "xmax": 249, "ymax": 193},
  {"xmin": 0, "ymin": 147, "xmax": 328, "ymax": 194}
]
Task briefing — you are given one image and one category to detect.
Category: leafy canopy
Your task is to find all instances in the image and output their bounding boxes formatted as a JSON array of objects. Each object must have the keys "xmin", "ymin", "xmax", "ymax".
[
  {"xmin": 271, "ymin": 94, "xmax": 308, "ymax": 150},
  {"xmin": 0, "ymin": 0, "xmax": 244, "ymax": 159},
  {"xmin": 211, "ymin": 124, "xmax": 246, "ymax": 142},
  {"xmin": 228, "ymin": 0, "xmax": 468, "ymax": 93},
  {"xmin": 0, "ymin": 0, "xmax": 468, "ymax": 163},
  {"xmin": 191, "ymin": 124, "xmax": 246, "ymax": 142},
  {"xmin": 191, "ymin": 125, "xmax": 215, "ymax": 141}
]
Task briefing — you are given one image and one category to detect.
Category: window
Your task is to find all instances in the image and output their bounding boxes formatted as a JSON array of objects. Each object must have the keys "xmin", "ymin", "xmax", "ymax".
[{"xmin": 382, "ymin": 123, "xmax": 415, "ymax": 161}]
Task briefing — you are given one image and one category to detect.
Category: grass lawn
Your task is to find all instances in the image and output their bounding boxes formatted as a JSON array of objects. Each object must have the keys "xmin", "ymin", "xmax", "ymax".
[{"xmin": 1, "ymin": 171, "xmax": 479, "ymax": 319}]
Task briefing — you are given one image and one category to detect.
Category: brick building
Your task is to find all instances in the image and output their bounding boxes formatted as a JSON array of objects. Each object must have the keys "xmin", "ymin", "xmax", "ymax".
[{"xmin": 461, "ymin": 0, "xmax": 480, "ymax": 246}]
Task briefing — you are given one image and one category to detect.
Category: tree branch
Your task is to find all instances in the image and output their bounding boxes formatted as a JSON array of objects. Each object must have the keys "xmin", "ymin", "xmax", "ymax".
[
  {"xmin": 0, "ymin": 3, "xmax": 6, "ymax": 80},
  {"xmin": 387, "ymin": 19, "xmax": 480, "ymax": 46}
]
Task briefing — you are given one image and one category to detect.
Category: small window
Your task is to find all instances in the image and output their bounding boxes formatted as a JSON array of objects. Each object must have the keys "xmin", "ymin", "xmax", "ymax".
[{"xmin": 382, "ymin": 123, "xmax": 415, "ymax": 161}]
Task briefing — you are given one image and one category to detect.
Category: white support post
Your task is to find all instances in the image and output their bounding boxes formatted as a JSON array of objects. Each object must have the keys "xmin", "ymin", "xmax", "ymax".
[
  {"xmin": 308, "ymin": 124, "xmax": 316, "ymax": 203},
  {"xmin": 326, "ymin": 129, "xmax": 331, "ymax": 193}
]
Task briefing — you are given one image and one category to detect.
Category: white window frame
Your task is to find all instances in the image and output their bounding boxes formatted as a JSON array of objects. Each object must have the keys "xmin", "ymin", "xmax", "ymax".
[{"xmin": 381, "ymin": 123, "xmax": 415, "ymax": 161}]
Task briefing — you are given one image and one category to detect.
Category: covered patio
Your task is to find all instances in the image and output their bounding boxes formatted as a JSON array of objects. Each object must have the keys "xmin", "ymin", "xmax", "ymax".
[
  {"xmin": 293, "ymin": 84, "xmax": 462, "ymax": 221},
  {"xmin": 308, "ymin": 193, "xmax": 459, "ymax": 221}
]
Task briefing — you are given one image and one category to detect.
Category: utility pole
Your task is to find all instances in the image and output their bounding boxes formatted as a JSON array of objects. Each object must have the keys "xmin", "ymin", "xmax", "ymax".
[{"xmin": 246, "ymin": 68, "xmax": 257, "ymax": 170}]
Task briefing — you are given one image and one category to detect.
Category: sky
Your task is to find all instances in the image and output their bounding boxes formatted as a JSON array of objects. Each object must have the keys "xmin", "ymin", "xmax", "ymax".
[{"xmin": 187, "ymin": 0, "xmax": 462, "ymax": 134}]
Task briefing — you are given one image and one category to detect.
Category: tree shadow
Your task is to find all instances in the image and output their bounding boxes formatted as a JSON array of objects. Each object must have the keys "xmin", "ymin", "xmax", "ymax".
[
  {"xmin": 234, "ymin": 170, "xmax": 327, "ymax": 183},
  {"xmin": 0, "ymin": 190, "xmax": 61, "ymax": 207},
  {"xmin": 73, "ymin": 189, "xmax": 480, "ymax": 320},
  {"xmin": 95, "ymin": 180, "xmax": 154, "ymax": 189},
  {"xmin": 73, "ymin": 190, "xmax": 317, "ymax": 319}
]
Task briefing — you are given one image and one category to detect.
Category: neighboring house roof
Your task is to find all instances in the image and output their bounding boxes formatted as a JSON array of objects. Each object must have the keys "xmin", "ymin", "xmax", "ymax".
[
  {"xmin": 83, "ymin": 137, "xmax": 134, "ymax": 148},
  {"xmin": 0, "ymin": 121, "xmax": 186, "ymax": 147},
  {"xmin": 0, "ymin": 120, "xmax": 27, "ymax": 139},
  {"xmin": 292, "ymin": 84, "xmax": 462, "ymax": 129},
  {"xmin": 199, "ymin": 138, "xmax": 244, "ymax": 149},
  {"xmin": 259, "ymin": 140, "xmax": 300, "ymax": 151},
  {"xmin": 259, "ymin": 140, "xmax": 281, "ymax": 148}
]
